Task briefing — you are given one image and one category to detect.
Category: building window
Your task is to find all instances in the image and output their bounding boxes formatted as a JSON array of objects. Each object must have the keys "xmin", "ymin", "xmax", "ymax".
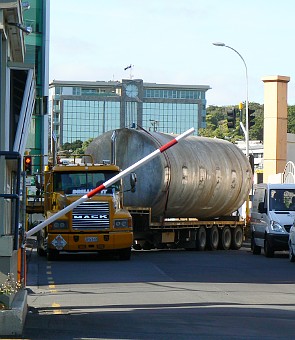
[
  {"xmin": 55, "ymin": 86, "xmax": 61, "ymax": 95},
  {"xmin": 142, "ymin": 102, "xmax": 198, "ymax": 134},
  {"xmin": 73, "ymin": 87, "xmax": 81, "ymax": 96},
  {"xmin": 62, "ymin": 99, "xmax": 120, "ymax": 144},
  {"xmin": 143, "ymin": 89, "xmax": 204, "ymax": 100}
]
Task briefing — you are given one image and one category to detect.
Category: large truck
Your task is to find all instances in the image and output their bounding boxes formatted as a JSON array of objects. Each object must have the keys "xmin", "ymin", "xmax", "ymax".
[
  {"xmin": 86, "ymin": 128, "xmax": 253, "ymax": 251},
  {"xmin": 35, "ymin": 156, "xmax": 133, "ymax": 260}
]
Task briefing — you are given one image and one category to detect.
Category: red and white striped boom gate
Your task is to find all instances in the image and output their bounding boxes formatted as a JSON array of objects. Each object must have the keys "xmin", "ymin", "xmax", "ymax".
[{"xmin": 26, "ymin": 127, "xmax": 195, "ymax": 239}]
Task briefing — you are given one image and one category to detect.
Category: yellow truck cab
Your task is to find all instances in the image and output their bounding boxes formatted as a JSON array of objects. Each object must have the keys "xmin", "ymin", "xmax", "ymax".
[{"xmin": 37, "ymin": 158, "xmax": 133, "ymax": 260}]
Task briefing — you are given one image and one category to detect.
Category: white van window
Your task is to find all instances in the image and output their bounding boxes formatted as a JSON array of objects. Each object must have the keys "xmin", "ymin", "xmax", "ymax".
[
  {"xmin": 269, "ymin": 189, "xmax": 295, "ymax": 211},
  {"xmin": 252, "ymin": 188, "xmax": 265, "ymax": 212}
]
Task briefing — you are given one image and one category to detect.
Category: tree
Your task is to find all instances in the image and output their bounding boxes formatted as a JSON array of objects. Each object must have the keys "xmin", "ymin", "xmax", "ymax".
[
  {"xmin": 59, "ymin": 138, "xmax": 94, "ymax": 156},
  {"xmin": 199, "ymin": 103, "xmax": 264, "ymax": 142},
  {"xmin": 59, "ymin": 140, "xmax": 83, "ymax": 155},
  {"xmin": 247, "ymin": 103, "xmax": 263, "ymax": 141},
  {"xmin": 82, "ymin": 138, "xmax": 94, "ymax": 151},
  {"xmin": 288, "ymin": 106, "xmax": 295, "ymax": 133}
]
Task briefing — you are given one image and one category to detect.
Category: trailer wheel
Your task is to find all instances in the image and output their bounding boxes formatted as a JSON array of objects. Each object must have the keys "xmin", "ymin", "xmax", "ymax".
[
  {"xmin": 220, "ymin": 226, "xmax": 232, "ymax": 250},
  {"xmin": 231, "ymin": 226, "xmax": 243, "ymax": 250},
  {"xmin": 207, "ymin": 226, "xmax": 219, "ymax": 250},
  {"xmin": 196, "ymin": 226, "xmax": 206, "ymax": 251}
]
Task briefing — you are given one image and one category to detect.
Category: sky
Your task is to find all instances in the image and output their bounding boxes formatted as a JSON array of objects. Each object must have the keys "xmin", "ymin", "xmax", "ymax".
[{"xmin": 49, "ymin": 0, "xmax": 295, "ymax": 107}]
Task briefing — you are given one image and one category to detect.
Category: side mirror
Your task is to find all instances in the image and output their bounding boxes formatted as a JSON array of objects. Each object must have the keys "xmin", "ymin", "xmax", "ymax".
[
  {"xmin": 258, "ymin": 201, "xmax": 267, "ymax": 214},
  {"xmin": 130, "ymin": 173, "xmax": 137, "ymax": 193}
]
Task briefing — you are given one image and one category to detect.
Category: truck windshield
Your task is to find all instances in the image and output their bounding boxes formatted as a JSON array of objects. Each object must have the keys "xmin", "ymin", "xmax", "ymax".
[
  {"xmin": 269, "ymin": 189, "xmax": 295, "ymax": 211},
  {"xmin": 53, "ymin": 171, "xmax": 120, "ymax": 194}
]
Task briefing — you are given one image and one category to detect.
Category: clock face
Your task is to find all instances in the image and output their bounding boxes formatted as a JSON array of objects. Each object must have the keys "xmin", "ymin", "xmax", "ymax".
[{"xmin": 125, "ymin": 84, "xmax": 139, "ymax": 98}]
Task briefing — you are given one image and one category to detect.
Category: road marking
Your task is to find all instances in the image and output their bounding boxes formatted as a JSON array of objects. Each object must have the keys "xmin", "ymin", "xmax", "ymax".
[
  {"xmin": 52, "ymin": 302, "xmax": 62, "ymax": 315},
  {"xmin": 47, "ymin": 269, "xmax": 63, "ymax": 313},
  {"xmin": 49, "ymin": 283, "xmax": 57, "ymax": 293}
]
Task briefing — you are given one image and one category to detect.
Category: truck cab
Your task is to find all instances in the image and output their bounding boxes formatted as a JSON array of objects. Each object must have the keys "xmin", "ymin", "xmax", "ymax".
[
  {"xmin": 250, "ymin": 183, "xmax": 295, "ymax": 257},
  {"xmin": 37, "ymin": 159, "xmax": 133, "ymax": 260}
]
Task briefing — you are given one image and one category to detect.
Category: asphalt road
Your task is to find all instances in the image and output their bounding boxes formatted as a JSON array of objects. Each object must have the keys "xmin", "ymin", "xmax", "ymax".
[{"xmin": 21, "ymin": 245, "xmax": 295, "ymax": 340}]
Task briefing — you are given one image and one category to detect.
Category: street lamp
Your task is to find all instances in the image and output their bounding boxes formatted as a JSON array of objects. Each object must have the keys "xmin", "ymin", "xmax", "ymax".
[{"xmin": 212, "ymin": 42, "xmax": 249, "ymax": 157}]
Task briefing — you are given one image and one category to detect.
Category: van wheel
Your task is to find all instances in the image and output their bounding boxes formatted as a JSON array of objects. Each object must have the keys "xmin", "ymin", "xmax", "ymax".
[
  {"xmin": 196, "ymin": 226, "xmax": 206, "ymax": 251},
  {"xmin": 264, "ymin": 237, "xmax": 274, "ymax": 258},
  {"xmin": 207, "ymin": 226, "xmax": 219, "ymax": 250},
  {"xmin": 251, "ymin": 236, "xmax": 261, "ymax": 255},
  {"xmin": 289, "ymin": 243, "xmax": 295, "ymax": 262},
  {"xmin": 220, "ymin": 226, "xmax": 232, "ymax": 250},
  {"xmin": 231, "ymin": 226, "xmax": 243, "ymax": 250}
]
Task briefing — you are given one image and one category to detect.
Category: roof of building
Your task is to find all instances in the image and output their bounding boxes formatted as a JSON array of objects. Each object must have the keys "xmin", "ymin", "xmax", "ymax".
[{"xmin": 49, "ymin": 79, "xmax": 211, "ymax": 91}]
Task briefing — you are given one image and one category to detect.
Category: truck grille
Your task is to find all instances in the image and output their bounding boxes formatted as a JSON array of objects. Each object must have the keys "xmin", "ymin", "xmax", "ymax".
[{"xmin": 72, "ymin": 201, "xmax": 110, "ymax": 230}]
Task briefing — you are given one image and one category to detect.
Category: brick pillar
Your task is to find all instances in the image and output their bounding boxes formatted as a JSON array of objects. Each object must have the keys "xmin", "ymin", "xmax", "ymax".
[{"xmin": 262, "ymin": 75, "xmax": 290, "ymax": 182}]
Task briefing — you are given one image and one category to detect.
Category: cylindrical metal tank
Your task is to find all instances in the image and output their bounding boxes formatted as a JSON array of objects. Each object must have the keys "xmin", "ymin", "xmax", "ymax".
[{"xmin": 86, "ymin": 128, "xmax": 253, "ymax": 219}]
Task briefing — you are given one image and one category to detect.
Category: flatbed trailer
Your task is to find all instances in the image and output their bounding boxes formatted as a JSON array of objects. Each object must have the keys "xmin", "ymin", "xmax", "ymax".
[{"xmin": 128, "ymin": 207, "xmax": 245, "ymax": 251}]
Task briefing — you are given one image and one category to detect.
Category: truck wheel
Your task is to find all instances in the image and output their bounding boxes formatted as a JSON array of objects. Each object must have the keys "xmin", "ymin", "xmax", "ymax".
[
  {"xmin": 251, "ymin": 236, "xmax": 261, "ymax": 255},
  {"xmin": 207, "ymin": 226, "xmax": 219, "ymax": 250},
  {"xmin": 289, "ymin": 243, "xmax": 295, "ymax": 262},
  {"xmin": 47, "ymin": 249, "xmax": 59, "ymax": 261},
  {"xmin": 37, "ymin": 247, "xmax": 46, "ymax": 257},
  {"xmin": 231, "ymin": 226, "xmax": 243, "ymax": 250},
  {"xmin": 220, "ymin": 226, "xmax": 232, "ymax": 250},
  {"xmin": 196, "ymin": 226, "xmax": 206, "ymax": 251},
  {"xmin": 264, "ymin": 237, "xmax": 274, "ymax": 258},
  {"xmin": 119, "ymin": 247, "xmax": 131, "ymax": 260}
]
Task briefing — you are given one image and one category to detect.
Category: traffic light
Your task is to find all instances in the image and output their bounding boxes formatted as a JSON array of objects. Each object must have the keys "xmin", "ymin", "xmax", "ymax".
[
  {"xmin": 248, "ymin": 109, "xmax": 255, "ymax": 129},
  {"xmin": 24, "ymin": 155, "xmax": 32, "ymax": 174},
  {"xmin": 226, "ymin": 108, "xmax": 237, "ymax": 129}
]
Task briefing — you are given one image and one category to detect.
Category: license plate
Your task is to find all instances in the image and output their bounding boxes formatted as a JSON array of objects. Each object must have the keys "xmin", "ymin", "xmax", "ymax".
[{"xmin": 85, "ymin": 236, "xmax": 98, "ymax": 242}]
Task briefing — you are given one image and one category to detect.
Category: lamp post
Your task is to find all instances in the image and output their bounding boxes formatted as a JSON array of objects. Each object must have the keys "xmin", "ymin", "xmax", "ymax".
[{"xmin": 212, "ymin": 42, "xmax": 249, "ymax": 157}]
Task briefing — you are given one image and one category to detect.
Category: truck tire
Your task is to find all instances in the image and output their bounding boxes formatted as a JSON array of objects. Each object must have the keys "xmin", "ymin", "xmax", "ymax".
[
  {"xmin": 47, "ymin": 249, "xmax": 59, "ymax": 261},
  {"xmin": 220, "ymin": 226, "xmax": 232, "ymax": 250},
  {"xmin": 251, "ymin": 235, "xmax": 261, "ymax": 255},
  {"xmin": 37, "ymin": 247, "xmax": 46, "ymax": 257},
  {"xmin": 231, "ymin": 226, "xmax": 243, "ymax": 250},
  {"xmin": 264, "ymin": 236, "xmax": 274, "ymax": 258},
  {"xmin": 207, "ymin": 226, "xmax": 219, "ymax": 250},
  {"xmin": 119, "ymin": 247, "xmax": 131, "ymax": 260},
  {"xmin": 196, "ymin": 226, "xmax": 206, "ymax": 251}
]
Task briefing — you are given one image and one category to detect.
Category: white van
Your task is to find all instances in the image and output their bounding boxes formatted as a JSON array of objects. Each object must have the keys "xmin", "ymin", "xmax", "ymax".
[
  {"xmin": 289, "ymin": 223, "xmax": 295, "ymax": 262},
  {"xmin": 250, "ymin": 183, "xmax": 295, "ymax": 257}
]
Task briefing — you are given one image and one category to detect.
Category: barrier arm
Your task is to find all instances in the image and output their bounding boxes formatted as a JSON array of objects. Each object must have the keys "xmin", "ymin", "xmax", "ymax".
[{"xmin": 25, "ymin": 127, "xmax": 195, "ymax": 239}]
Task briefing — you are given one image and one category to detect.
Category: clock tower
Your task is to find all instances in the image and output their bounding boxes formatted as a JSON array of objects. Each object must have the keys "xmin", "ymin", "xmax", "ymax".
[{"xmin": 121, "ymin": 79, "xmax": 143, "ymax": 128}]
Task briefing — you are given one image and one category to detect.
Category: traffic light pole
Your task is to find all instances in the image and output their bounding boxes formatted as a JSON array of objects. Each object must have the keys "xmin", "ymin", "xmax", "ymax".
[{"xmin": 213, "ymin": 42, "xmax": 250, "ymax": 222}]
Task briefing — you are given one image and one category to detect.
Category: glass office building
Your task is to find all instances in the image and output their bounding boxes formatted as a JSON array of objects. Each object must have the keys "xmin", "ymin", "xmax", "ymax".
[
  {"xmin": 49, "ymin": 79, "xmax": 210, "ymax": 150},
  {"xmin": 24, "ymin": 0, "xmax": 49, "ymax": 167}
]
